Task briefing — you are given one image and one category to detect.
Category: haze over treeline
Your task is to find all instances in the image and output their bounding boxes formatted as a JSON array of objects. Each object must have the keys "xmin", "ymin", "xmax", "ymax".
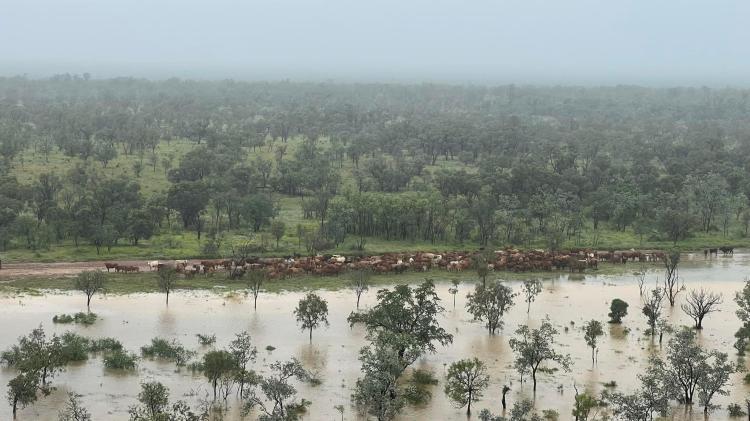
[{"xmin": 2, "ymin": 0, "xmax": 749, "ymax": 86}]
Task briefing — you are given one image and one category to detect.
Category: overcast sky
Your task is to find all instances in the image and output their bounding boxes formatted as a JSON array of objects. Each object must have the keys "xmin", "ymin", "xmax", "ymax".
[{"xmin": 1, "ymin": 0, "xmax": 748, "ymax": 86}]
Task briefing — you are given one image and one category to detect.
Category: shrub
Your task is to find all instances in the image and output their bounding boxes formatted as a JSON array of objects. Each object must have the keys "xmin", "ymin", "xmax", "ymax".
[
  {"xmin": 59, "ymin": 332, "xmax": 91, "ymax": 362},
  {"xmin": 141, "ymin": 338, "xmax": 195, "ymax": 366},
  {"xmin": 729, "ymin": 403, "xmax": 747, "ymax": 417},
  {"xmin": 196, "ymin": 334, "xmax": 216, "ymax": 346},
  {"xmin": 90, "ymin": 338, "xmax": 123, "ymax": 353},
  {"xmin": 104, "ymin": 349, "xmax": 138, "ymax": 370},
  {"xmin": 53, "ymin": 312, "xmax": 98, "ymax": 326}
]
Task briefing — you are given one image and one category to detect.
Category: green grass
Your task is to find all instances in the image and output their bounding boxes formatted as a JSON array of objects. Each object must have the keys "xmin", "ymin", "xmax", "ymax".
[{"xmin": 0, "ymin": 261, "xmax": 653, "ymax": 295}]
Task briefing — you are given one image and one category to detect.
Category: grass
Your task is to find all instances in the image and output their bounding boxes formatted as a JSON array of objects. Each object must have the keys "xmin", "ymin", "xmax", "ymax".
[{"xmin": 0, "ymin": 260, "xmax": 655, "ymax": 296}]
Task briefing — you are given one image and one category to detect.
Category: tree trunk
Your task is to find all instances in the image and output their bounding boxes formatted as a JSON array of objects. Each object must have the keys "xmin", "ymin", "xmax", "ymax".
[{"xmin": 166, "ymin": 291, "xmax": 169, "ymax": 306}]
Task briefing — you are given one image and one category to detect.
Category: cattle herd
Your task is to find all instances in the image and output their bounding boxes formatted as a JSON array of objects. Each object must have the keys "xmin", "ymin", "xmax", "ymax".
[{"xmin": 101, "ymin": 248, "xmax": 670, "ymax": 280}]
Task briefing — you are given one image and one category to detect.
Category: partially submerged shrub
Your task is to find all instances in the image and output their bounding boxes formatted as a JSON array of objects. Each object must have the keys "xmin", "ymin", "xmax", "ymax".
[
  {"xmin": 53, "ymin": 312, "xmax": 98, "ymax": 326},
  {"xmin": 141, "ymin": 338, "xmax": 195, "ymax": 366},
  {"xmin": 196, "ymin": 334, "xmax": 216, "ymax": 346},
  {"xmin": 89, "ymin": 338, "xmax": 123, "ymax": 353},
  {"xmin": 59, "ymin": 332, "xmax": 91, "ymax": 362},
  {"xmin": 104, "ymin": 349, "xmax": 138, "ymax": 370}
]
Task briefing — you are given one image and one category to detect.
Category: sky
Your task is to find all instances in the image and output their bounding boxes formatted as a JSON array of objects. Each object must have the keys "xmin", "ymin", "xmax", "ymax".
[{"xmin": 1, "ymin": 0, "xmax": 749, "ymax": 86}]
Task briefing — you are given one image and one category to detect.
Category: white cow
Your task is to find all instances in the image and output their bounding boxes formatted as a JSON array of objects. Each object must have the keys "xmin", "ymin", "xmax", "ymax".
[{"xmin": 147, "ymin": 260, "xmax": 160, "ymax": 271}]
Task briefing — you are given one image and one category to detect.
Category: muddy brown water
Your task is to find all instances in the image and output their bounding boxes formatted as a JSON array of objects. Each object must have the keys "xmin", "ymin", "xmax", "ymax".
[{"xmin": 1, "ymin": 252, "xmax": 749, "ymax": 420}]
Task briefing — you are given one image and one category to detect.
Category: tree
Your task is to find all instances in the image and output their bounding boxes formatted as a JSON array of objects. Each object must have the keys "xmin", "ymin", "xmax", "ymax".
[
  {"xmin": 572, "ymin": 385, "xmax": 599, "ymax": 421},
  {"xmin": 465, "ymin": 282, "xmax": 516, "ymax": 335},
  {"xmin": 294, "ymin": 293, "xmax": 329, "ymax": 341},
  {"xmin": 680, "ymin": 288, "xmax": 722, "ymax": 330},
  {"xmin": 605, "ymin": 359, "xmax": 669, "ymax": 421},
  {"xmin": 655, "ymin": 328, "xmax": 735, "ymax": 407},
  {"xmin": 444, "ymin": 358, "xmax": 490, "ymax": 415},
  {"xmin": 661, "ymin": 251, "xmax": 681, "ymax": 307},
  {"xmin": 246, "ymin": 270, "xmax": 266, "ymax": 310},
  {"xmin": 242, "ymin": 359, "xmax": 311, "ymax": 421},
  {"xmin": 735, "ymin": 278, "xmax": 750, "ymax": 354},
  {"xmin": 582, "ymin": 320, "xmax": 604, "ymax": 364},
  {"xmin": 642, "ymin": 288, "xmax": 664, "ymax": 337},
  {"xmin": 521, "ymin": 279, "xmax": 542, "ymax": 313},
  {"xmin": 7, "ymin": 373, "xmax": 38, "ymax": 419},
  {"xmin": 697, "ymin": 351, "xmax": 735, "ymax": 414},
  {"xmin": 157, "ymin": 267, "xmax": 178, "ymax": 305},
  {"xmin": 229, "ymin": 331, "xmax": 257, "ymax": 397},
  {"xmin": 608, "ymin": 298, "xmax": 628, "ymax": 323},
  {"xmin": 270, "ymin": 220, "xmax": 285, "ymax": 248},
  {"xmin": 348, "ymin": 280, "xmax": 453, "ymax": 369},
  {"xmin": 202, "ymin": 350, "xmax": 237, "ymax": 401},
  {"xmin": 75, "ymin": 270, "xmax": 105, "ymax": 311},
  {"xmin": 133, "ymin": 381, "xmax": 169, "ymax": 419},
  {"xmin": 348, "ymin": 269, "xmax": 371, "ymax": 309},
  {"xmin": 58, "ymin": 392, "xmax": 91, "ymax": 421},
  {"xmin": 352, "ymin": 341, "xmax": 406, "ymax": 421},
  {"xmin": 448, "ymin": 279, "xmax": 460, "ymax": 308},
  {"xmin": 508, "ymin": 318, "xmax": 571, "ymax": 391},
  {"xmin": 166, "ymin": 181, "xmax": 210, "ymax": 229}
]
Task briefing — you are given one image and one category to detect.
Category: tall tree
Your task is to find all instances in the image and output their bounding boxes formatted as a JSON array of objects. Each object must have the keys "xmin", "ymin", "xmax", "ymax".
[{"xmin": 508, "ymin": 318, "xmax": 571, "ymax": 391}]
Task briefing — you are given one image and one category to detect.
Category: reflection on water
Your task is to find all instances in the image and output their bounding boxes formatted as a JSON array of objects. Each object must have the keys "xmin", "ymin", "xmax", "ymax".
[{"xmin": 2, "ymin": 252, "xmax": 750, "ymax": 420}]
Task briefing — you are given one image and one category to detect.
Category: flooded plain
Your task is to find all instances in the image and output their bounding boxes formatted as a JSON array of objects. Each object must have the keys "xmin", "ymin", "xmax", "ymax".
[{"xmin": 2, "ymin": 252, "xmax": 750, "ymax": 420}]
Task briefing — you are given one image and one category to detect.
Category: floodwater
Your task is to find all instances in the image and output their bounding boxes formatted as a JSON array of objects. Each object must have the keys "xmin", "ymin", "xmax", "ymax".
[{"xmin": 1, "ymin": 252, "xmax": 750, "ymax": 420}]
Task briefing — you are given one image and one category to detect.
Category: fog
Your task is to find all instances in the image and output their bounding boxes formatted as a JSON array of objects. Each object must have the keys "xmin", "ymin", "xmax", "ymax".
[{"xmin": 2, "ymin": 0, "xmax": 749, "ymax": 86}]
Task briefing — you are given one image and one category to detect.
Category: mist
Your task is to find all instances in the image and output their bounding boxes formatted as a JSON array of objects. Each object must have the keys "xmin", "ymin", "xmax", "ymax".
[{"xmin": 2, "ymin": 0, "xmax": 749, "ymax": 86}]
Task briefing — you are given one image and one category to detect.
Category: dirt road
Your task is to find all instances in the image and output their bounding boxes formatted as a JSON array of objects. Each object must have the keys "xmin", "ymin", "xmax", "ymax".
[{"xmin": 0, "ymin": 260, "xmax": 175, "ymax": 279}]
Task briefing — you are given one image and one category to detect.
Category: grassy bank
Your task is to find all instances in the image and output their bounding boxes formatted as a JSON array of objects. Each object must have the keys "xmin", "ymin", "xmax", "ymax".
[{"xmin": 0, "ymin": 261, "xmax": 656, "ymax": 296}]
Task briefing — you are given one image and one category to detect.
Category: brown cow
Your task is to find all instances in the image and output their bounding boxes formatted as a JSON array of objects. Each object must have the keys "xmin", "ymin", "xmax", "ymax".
[{"xmin": 104, "ymin": 262, "xmax": 119, "ymax": 272}]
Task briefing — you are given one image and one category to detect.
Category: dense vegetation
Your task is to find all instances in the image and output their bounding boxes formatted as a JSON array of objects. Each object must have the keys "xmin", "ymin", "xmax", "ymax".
[{"xmin": 2, "ymin": 76, "xmax": 750, "ymax": 261}]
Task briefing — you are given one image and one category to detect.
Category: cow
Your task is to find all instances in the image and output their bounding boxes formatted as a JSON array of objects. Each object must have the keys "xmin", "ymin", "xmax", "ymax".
[
  {"xmin": 104, "ymin": 262, "xmax": 119, "ymax": 272},
  {"xmin": 120, "ymin": 265, "xmax": 139, "ymax": 273},
  {"xmin": 720, "ymin": 246, "xmax": 734, "ymax": 256},
  {"xmin": 147, "ymin": 260, "xmax": 160, "ymax": 271}
]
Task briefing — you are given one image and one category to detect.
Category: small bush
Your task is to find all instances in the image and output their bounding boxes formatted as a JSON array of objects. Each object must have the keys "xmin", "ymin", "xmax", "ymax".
[
  {"xmin": 103, "ymin": 349, "xmax": 138, "ymax": 370},
  {"xmin": 141, "ymin": 338, "xmax": 195, "ymax": 366},
  {"xmin": 728, "ymin": 403, "xmax": 747, "ymax": 417},
  {"xmin": 90, "ymin": 338, "xmax": 123, "ymax": 353},
  {"xmin": 266, "ymin": 345, "xmax": 276, "ymax": 352},
  {"xmin": 59, "ymin": 332, "xmax": 91, "ymax": 362},
  {"xmin": 542, "ymin": 409, "xmax": 560, "ymax": 421},
  {"xmin": 196, "ymin": 334, "xmax": 216, "ymax": 346},
  {"xmin": 53, "ymin": 312, "xmax": 98, "ymax": 326},
  {"xmin": 602, "ymin": 380, "xmax": 617, "ymax": 388}
]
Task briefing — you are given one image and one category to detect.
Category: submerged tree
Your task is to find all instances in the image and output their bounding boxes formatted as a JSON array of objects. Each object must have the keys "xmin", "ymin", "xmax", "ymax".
[
  {"xmin": 642, "ymin": 288, "xmax": 665, "ymax": 337},
  {"xmin": 448, "ymin": 279, "xmax": 460, "ymax": 308},
  {"xmin": 7, "ymin": 373, "xmax": 38, "ymax": 419},
  {"xmin": 663, "ymin": 251, "xmax": 681, "ymax": 306},
  {"xmin": 465, "ymin": 282, "xmax": 516, "ymax": 335},
  {"xmin": 508, "ymin": 318, "xmax": 571, "ymax": 391},
  {"xmin": 157, "ymin": 267, "xmax": 178, "ymax": 305},
  {"xmin": 582, "ymin": 320, "xmax": 604, "ymax": 364},
  {"xmin": 608, "ymin": 298, "xmax": 628, "ymax": 324},
  {"xmin": 521, "ymin": 279, "xmax": 543, "ymax": 314},
  {"xmin": 246, "ymin": 269, "xmax": 266, "ymax": 310},
  {"xmin": 294, "ymin": 293, "xmax": 329, "ymax": 341},
  {"xmin": 348, "ymin": 269, "xmax": 371, "ymax": 309},
  {"xmin": 444, "ymin": 358, "xmax": 490, "ymax": 415},
  {"xmin": 242, "ymin": 359, "xmax": 312, "ymax": 421},
  {"xmin": 75, "ymin": 270, "xmax": 105, "ymax": 311},
  {"xmin": 58, "ymin": 392, "xmax": 91, "ymax": 421},
  {"xmin": 681, "ymin": 288, "xmax": 722, "ymax": 329}
]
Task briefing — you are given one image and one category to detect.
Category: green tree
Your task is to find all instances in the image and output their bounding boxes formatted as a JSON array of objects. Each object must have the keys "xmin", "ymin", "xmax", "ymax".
[
  {"xmin": 508, "ymin": 318, "xmax": 571, "ymax": 391},
  {"xmin": 270, "ymin": 220, "xmax": 286, "ymax": 248},
  {"xmin": 448, "ymin": 279, "xmax": 460, "ymax": 308},
  {"xmin": 246, "ymin": 270, "xmax": 266, "ymax": 310},
  {"xmin": 444, "ymin": 358, "xmax": 490, "ymax": 415},
  {"xmin": 642, "ymin": 288, "xmax": 664, "ymax": 337},
  {"xmin": 75, "ymin": 270, "xmax": 105, "ymax": 311},
  {"xmin": 7, "ymin": 373, "xmax": 38, "ymax": 419},
  {"xmin": 128, "ymin": 381, "xmax": 168, "ymax": 419},
  {"xmin": 521, "ymin": 279, "xmax": 542, "ymax": 313},
  {"xmin": 58, "ymin": 392, "xmax": 91, "ymax": 421},
  {"xmin": 608, "ymin": 298, "xmax": 628, "ymax": 323},
  {"xmin": 294, "ymin": 293, "xmax": 329, "ymax": 341},
  {"xmin": 202, "ymin": 350, "xmax": 238, "ymax": 401},
  {"xmin": 465, "ymin": 282, "xmax": 516, "ymax": 335},
  {"xmin": 582, "ymin": 320, "xmax": 604, "ymax": 364},
  {"xmin": 348, "ymin": 269, "xmax": 371, "ymax": 309},
  {"xmin": 157, "ymin": 267, "xmax": 178, "ymax": 305},
  {"xmin": 241, "ymin": 359, "xmax": 311, "ymax": 421}
]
